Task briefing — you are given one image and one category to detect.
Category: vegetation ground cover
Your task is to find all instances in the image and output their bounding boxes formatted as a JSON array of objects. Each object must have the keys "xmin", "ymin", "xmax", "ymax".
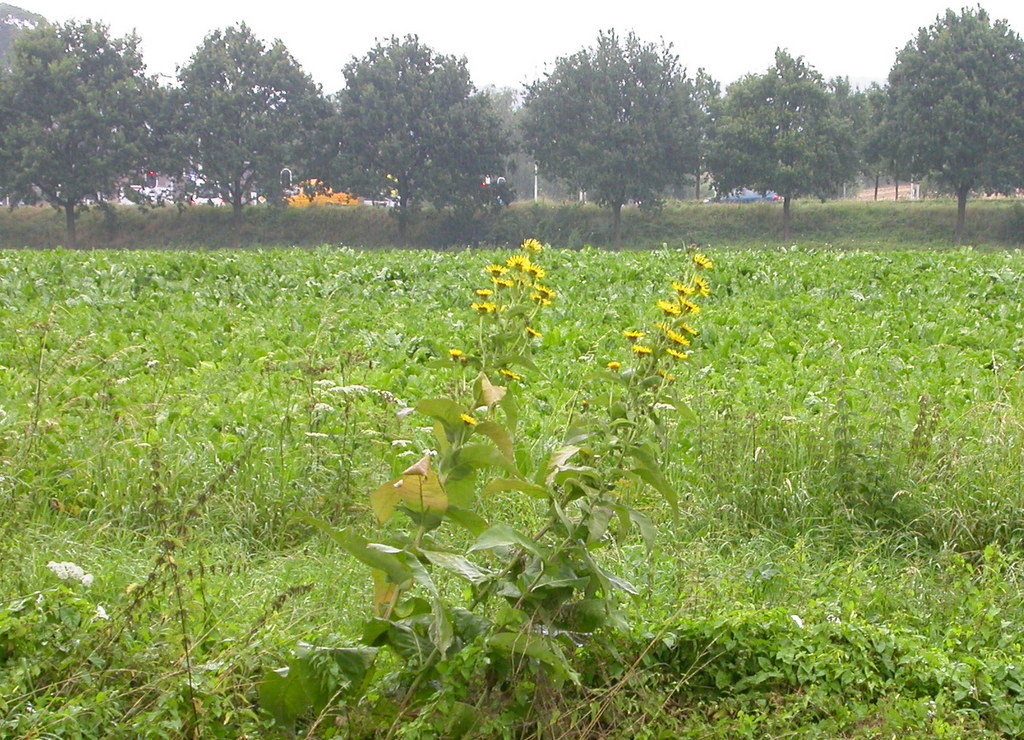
[
  {"xmin": 2, "ymin": 245, "xmax": 1024, "ymax": 737},
  {"xmin": 2, "ymin": 199, "xmax": 1023, "ymax": 251}
]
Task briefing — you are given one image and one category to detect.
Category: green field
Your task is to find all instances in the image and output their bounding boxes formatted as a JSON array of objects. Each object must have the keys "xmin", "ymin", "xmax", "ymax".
[{"xmin": 3, "ymin": 245, "xmax": 1024, "ymax": 738}]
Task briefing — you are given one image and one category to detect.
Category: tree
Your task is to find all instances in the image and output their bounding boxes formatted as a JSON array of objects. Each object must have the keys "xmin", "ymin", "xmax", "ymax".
[
  {"xmin": 887, "ymin": 7, "xmax": 1024, "ymax": 241},
  {"xmin": 337, "ymin": 36, "xmax": 509, "ymax": 241},
  {"xmin": 691, "ymin": 68, "xmax": 720, "ymax": 202},
  {"xmin": 0, "ymin": 20, "xmax": 153, "ymax": 248},
  {"xmin": 706, "ymin": 49, "xmax": 857, "ymax": 241},
  {"xmin": 857, "ymin": 84, "xmax": 911, "ymax": 201},
  {"xmin": 176, "ymin": 24, "xmax": 331, "ymax": 232},
  {"xmin": 521, "ymin": 30, "xmax": 700, "ymax": 247}
]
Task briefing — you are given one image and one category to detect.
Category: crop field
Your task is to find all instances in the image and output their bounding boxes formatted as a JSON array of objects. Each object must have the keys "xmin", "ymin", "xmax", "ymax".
[{"xmin": 3, "ymin": 245, "xmax": 1024, "ymax": 738}]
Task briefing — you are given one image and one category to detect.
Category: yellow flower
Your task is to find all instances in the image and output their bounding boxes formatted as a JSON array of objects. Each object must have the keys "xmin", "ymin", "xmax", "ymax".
[
  {"xmin": 485, "ymin": 264, "xmax": 508, "ymax": 276},
  {"xmin": 623, "ymin": 330, "xmax": 645, "ymax": 340},
  {"xmin": 520, "ymin": 238, "xmax": 543, "ymax": 253},
  {"xmin": 448, "ymin": 348, "xmax": 464, "ymax": 360},
  {"xmin": 474, "ymin": 288, "xmax": 494, "ymax": 298},
  {"xmin": 525, "ymin": 326, "xmax": 542, "ymax": 339},
  {"xmin": 693, "ymin": 276, "xmax": 711, "ymax": 297},
  {"xmin": 530, "ymin": 293, "xmax": 553, "ymax": 306},
  {"xmin": 460, "ymin": 413, "xmax": 478, "ymax": 426},
  {"xmin": 499, "ymin": 368, "xmax": 522, "ymax": 381},
  {"xmin": 632, "ymin": 344, "xmax": 653, "ymax": 356},
  {"xmin": 666, "ymin": 348, "xmax": 689, "ymax": 361},
  {"xmin": 471, "ymin": 302, "xmax": 498, "ymax": 314},
  {"xmin": 532, "ymin": 284, "xmax": 556, "ymax": 301},
  {"xmin": 658, "ymin": 369, "xmax": 676, "ymax": 383},
  {"xmin": 492, "ymin": 277, "xmax": 515, "ymax": 288},
  {"xmin": 680, "ymin": 299, "xmax": 700, "ymax": 315},
  {"xmin": 506, "ymin": 255, "xmax": 531, "ymax": 271},
  {"xmin": 657, "ymin": 299, "xmax": 683, "ymax": 317},
  {"xmin": 693, "ymin": 253, "xmax": 714, "ymax": 270},
  {"xmin": 672, "ymin": 281, "xmax": 696, "ymax": 296},
  {"xmin": 607, "ymin": 361, "xmax": 621, "ymax": 371},
  {"xmin": 526, "ymin": 264, "xmax": 546, "ymax": 279},
  {"xmin": 663, "ymin": 327, "xmax": 691, "ymax": 347}
]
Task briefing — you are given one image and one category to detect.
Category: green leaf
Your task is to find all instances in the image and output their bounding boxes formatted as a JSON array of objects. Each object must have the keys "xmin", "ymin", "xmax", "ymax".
[
  {"xmin": 304, "ymin": 521, "xmax": 412, "ymax": 588},
  {"xmin": 475, "ymin": 420, "xmax": 515, "ymax": 462},
  {"xmin": 259, "ymin": 644, "xmax": 377, "ymax": 727},
  {"xmin": 483, "ymin": 477, "xmax": 548, "ymax": 499},
  {"xmin": 444, "ymin": 506, "xmax": 489, "ymax": 536},
  {"xmin": 416, "ymin": 398, "xmax": 466, "ymax": 426},
  {"xmin": 626, "ymin": 445, "xmax": 678, "ymax": 514},
  {"xmin": 454, "ymin": 443, "xmax": 517, "ymax": 474},
  {"xmin": 543, "ymin": 444, "xmax": 580, "ymax": 487},
  {"xmin": 488, "ymin": 631, "xmax": 581, "ymax": 685},
  {"xmin": 420, "ymin": 548, "xmax": 491, "ymax": 584},
  {"xmin": 469, "ymin": 523, "xmax": 543, "ymax": 558}
]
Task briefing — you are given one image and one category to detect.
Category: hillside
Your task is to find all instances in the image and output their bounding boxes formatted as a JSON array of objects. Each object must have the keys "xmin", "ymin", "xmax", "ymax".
[{"xmin": 0, "ymin": 4, "xmax": 44, "ymax": 69}]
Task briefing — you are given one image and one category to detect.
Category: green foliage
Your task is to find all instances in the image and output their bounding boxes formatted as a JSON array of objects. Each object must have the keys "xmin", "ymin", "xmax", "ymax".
[
  {"xmin": 269, "ymin": 241, "xmax": 712, "ymax": 732},
  {"xmin": 175, "ymin": 24, "xmax": 331, "ymax": 223},
  {"xmin": 707, "ymin": 49, "xmax": 857, "ymax": 240},
  {"xmin": 338, "ymin": 35, "xmax": 510, "ymax": 239},
  {"xmin": 3, "ymin": 246, "xmax": 1024, "ymax": 736},
  {"xmin": 887, "ymin": 7, "xmax": 1024, "ymax": 240},
  {"xmin": 8, "ymin": 196, "xmax": 1024, "ymax": 250},
  {"xmin": 0, "ymin": 19, "xmax": 154, "ymax": 248},
  {"xmin": 521, "ymin": 30, "xmax": 702, "ymax": 246}
]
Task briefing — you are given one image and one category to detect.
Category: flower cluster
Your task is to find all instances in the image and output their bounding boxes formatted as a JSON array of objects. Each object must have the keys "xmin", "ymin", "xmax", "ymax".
[
  {"xmin": 611, "ymin": 251, "xmax": 713, "ymax": 382},
  {"xmin": 47, "ymin": 560, "xmax": 94, "ymax": 587},
  {"xmin": 450, "ymin": 239, "xmax": 555, "ymax": 380}
]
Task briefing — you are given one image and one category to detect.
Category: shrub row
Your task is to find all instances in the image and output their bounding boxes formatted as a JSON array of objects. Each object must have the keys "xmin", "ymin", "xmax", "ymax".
[{"xmin": 2, "ymin": 198, "xmax": 1023, "ymax": 249}]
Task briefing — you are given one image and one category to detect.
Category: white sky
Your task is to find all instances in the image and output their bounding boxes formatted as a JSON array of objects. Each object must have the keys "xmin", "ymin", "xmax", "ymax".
[{"xmin": 28, "ymin": 0, "xmax": 1024, "ymax": 93}]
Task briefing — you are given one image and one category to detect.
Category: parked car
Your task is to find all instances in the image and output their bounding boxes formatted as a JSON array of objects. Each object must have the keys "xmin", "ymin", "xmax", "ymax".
[{"xmin": 706, "ymin": 189, "xmax": 781, "ymax": 203}]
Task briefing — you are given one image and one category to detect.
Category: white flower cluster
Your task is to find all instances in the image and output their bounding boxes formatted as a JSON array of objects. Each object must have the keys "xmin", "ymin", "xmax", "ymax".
[{"xmin": 47, "ymin": 561, "xmax": 94, "ymax": 587}]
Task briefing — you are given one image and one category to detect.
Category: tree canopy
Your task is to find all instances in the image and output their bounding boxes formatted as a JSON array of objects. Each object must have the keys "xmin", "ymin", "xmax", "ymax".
[
  {"xmin": 0, "ymin": 19, "xmax": 153, "ymax": 247},
  {"xmin": 176, "ymin": 24, "xmax": 330, "ymax": 228},
  {"xmin": 887, "ymin": 7, "xmax": 1024, "ymax": 240},
  {"xmin": 337, "ymin": 35, "xmax": 509, "ymax": 240},
  {"xmin": 521, "ymin": 30, "xmax": 701, "ymax": 246},
  {"xmin": 706, "ymin": 49, "xmax": 856, "ymax": 240}
]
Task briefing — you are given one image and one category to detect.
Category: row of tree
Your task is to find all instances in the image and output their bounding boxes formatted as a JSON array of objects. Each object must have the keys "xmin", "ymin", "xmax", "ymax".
[{"xmin": 1, "ymin": 7, "xmax": 1023, "ymax": 248}]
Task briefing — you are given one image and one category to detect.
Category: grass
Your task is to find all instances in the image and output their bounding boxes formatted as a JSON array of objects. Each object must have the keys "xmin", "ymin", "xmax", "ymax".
[{"xmin": 2, "ymin": 244, "xmax": 1024, "ymax": 736}]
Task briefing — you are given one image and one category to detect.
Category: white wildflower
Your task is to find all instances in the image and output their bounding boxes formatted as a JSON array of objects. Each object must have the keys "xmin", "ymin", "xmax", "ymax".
[
  {"xmin": 47, "ymin": 561, "xmax": 94, "ymax": 587},
  {"xmin": 304, "ymin": 432, "xmax": 329, "ymax": 439},
  {"xmin": 391, "ymin": 439, "xmax": 413, "ymax": 448},
  {"xmin": 335, "ymin": 384, "xmax": 369, "ymax": 395},
  {"xmin": 145, "ymin": 359, "xmax": 160, "ymax": 369},
  {"xmin": 95, "ymin": 604, "xmax": 109, "ymax": 620},
  {"xmin": 311, "ymin": 402, "xmax": 334, "ymax": 413},
  {"xmin": 790, "ymin": 614, "xmax": 804, "ymax": 629},
  {"xmin": 313, "ymin": 379, "xmax": 336, "ymax": 387},
  {"xmin": 396, "ymin": 407, "xmax": 416, "ymax": 420},
  {"xmin": 653, "ymin": 403, "xmax": 676, "ymax": 412}
]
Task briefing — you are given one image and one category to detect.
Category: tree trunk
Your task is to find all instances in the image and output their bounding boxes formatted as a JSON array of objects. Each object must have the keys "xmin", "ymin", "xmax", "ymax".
[
  {"xmin": 232, "ymin": 198, "xmax": 243, "ymax": 248},
  {"xmin": 611, "ymin": 201, "xmax": 622, "ymax": 250},
  {"xmin": 782, "ymin": 195, "xmax": 792, "ymax": 242},
  {"xmin": 873, "ymin": 175, "xmax": 879, "ymax": 201},
  {"xmin": 694, "ymin": 168, "xmax": 701, "ymax": 201},
  {"xmin": 955, "ymin": 185, "xmax": 969, "ymax": 243},
  {"xmin": 64, "ymin": 201, "xmax": 77, "ymax": 249},
  {"xmin": 396, "ymin": 190, "xmax": 410, "ymax": 246},
  {"xmin": 895, "ymin": 181, "xmax": 900, "ymax": 201}
]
